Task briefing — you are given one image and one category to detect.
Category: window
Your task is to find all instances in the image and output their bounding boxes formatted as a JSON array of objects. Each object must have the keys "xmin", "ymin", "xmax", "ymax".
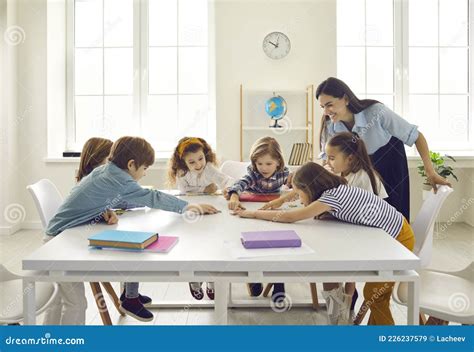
[
  {"xmin": 67, "ymin": 0, "xmax": 214, "ymax": 155},
  {"xmin": 337, "ymin": 0, "xmax": 472, "ymax": 152}
]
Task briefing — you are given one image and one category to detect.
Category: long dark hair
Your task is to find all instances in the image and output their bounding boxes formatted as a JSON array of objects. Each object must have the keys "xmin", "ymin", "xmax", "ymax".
[
  {"xmin": 316, "ymin": 77, "xmax": 380, "ymax": 149},
  {"xmin": 292, "ymin": 162, "xmax": 347, "ymax": 203},
  {"xmin": 327, "ymin": 132, "xmax": 383, "ymax": 195},
  {"xmin": 77, "ymin": 137, "xmax": 113, "ymax": 182}
]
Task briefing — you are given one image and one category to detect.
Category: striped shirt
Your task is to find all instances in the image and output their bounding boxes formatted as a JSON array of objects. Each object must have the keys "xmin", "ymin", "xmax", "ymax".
[
  {"xmin": 228, "ymin": 165, "xmax": 289, "ymax": 195},
  {"xmin": 318, "ymin": 184, "xmax": 403, "ymax": 238}
]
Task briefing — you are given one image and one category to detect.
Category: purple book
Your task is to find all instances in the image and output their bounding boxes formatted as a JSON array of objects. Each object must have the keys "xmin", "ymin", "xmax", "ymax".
[{"xmin": 240, "ymin": 230, "xmax": 302, "ymax": 249}]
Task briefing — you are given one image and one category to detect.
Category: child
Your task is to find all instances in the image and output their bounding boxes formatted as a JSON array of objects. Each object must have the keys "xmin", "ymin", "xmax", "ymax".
[
  {"xmin": 323, "ymin": 132, "xmax": 389, "ymax": 324},
  {"xmin": 46, "ymin": 136, "xmax": 219, "ymax": 322},
  {"xmin": 226, "ymin": 136, "xmax": 289, "ymax": 302},
  {"xmin": 168, "ymin": 137, "xmax": 234, "ymax": 195},
  {"xmin": 43, "ymin": 137, "xmax": 115, "ymax": 325},
  {"xmin": 168, "ymin": 137, "xmax": 234, "ymax": 300},
  {"xmin": 234, "ymin": 162, "xmax": 415, "ymax": 326}
]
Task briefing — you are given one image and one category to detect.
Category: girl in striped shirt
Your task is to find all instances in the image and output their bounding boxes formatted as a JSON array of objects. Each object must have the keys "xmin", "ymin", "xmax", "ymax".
[
  {"xmin": 234, "ymin": 162, "xmax": 415, "ymax": 325},
  {"xmin": 322, "ymin": 131, "xmax": 389, "ymax": 324}
]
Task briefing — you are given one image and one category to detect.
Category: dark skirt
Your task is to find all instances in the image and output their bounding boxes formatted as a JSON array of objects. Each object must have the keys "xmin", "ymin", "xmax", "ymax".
[{"xmin": 370, "ymin": 136, "xmax": 410, "ymax": 222}]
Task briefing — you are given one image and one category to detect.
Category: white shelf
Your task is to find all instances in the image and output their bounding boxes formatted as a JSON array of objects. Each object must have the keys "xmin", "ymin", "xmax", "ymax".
[
  {"xmin": 242, "ymin": 126, "xmax": 310, "ymax": 131},
  {"xmin": 243, "ymin": 89, "xmax": 307, "ymax": 95}
]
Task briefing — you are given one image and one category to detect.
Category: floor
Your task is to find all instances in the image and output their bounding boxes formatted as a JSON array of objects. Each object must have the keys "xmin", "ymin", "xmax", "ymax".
[{"xmin": 1, "ymin": 222, "xmax": 472, "ymax": 325}]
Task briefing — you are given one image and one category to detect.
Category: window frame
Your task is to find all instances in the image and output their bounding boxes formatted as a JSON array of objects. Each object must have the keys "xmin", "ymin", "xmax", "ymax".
[
  {"xmin": 337, "ymin": 0, "xmax": 473, "ymax": 154},
  {"xmin": 65, "ymin": 0, "xmax": 216, "ymax": 155}
]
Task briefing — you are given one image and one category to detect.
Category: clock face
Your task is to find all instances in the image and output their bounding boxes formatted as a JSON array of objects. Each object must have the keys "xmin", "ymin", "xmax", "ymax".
[{"xmin": 262, "ymin": 32, "xmax": 291, "ymax": 59}]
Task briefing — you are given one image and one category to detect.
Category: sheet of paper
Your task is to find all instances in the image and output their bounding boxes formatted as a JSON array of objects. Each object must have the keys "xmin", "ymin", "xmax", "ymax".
[{"xmin": 223, "ymin": 239, "xmax": 314, "ymax": 259}]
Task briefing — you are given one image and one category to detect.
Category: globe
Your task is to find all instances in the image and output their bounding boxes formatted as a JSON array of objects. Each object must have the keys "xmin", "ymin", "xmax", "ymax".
[{"xmin": 265, "ymin": 95, "xmax": 287, "ymax": 128}]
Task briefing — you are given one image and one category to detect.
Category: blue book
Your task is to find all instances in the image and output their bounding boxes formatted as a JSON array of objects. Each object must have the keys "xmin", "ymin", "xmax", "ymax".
[{"xmin": 88, "ymin": 230, "xmax": 158, "ymax": 249}]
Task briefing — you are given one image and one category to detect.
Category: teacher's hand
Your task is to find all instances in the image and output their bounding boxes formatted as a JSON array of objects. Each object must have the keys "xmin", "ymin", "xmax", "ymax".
[{"xmin": 426, "ymin": 171, "xmax": 452, "ymax": 193}]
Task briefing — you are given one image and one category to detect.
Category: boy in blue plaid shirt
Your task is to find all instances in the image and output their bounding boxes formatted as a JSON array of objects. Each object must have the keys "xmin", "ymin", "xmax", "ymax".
[{"xmin": 225, "ymin": 136, "xmax": 289, "ymax": 303}]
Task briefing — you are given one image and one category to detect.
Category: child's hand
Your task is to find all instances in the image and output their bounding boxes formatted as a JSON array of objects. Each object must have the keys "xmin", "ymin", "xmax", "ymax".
[
  {"xmin": 203, "ymin": 183, "xmax": 218, "ymax": 194},
  {"xmin": 103, "ymin": 210, "xmax": 118, "ymax": 225},
  {"xmin": 223, "ymin": 188, "xmax": 230, "ymax": 200},
  {"xmin": 232, "ymin": 209, "xmax": 255, "ymax": 218},
  {"xmin": 228, "ymin": 193, "xmax": 245, "ymax": 210},
  {"xmin": 185, "ymin": 203, "xmax": 220, "ymax": 215},
  {"xmin": 285, "ymin": 173, "xmax": 294, "ymax": 188},
  {"xmin": 259, "ymin": 198, "xmax": 284, "ymax": 210}
]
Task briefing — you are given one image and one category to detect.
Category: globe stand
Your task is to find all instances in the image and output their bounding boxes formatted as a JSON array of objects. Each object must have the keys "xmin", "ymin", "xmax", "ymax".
[{"xmin": 269, "ymin": 119, "xmax": 283, "ymax": 128}]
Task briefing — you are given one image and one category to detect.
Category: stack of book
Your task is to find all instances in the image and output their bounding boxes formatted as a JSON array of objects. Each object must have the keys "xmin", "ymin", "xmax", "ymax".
[
  {"xmin": 88, "ymin": 230, "xmax": 178, "ymax": 253},
  {"xmin": 288, "ymin": 143, "xmax": 312, "ymax": 166}
]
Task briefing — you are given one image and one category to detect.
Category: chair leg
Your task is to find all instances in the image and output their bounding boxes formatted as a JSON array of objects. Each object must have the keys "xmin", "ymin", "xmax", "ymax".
[
  {"xmin": 100, "ymin": 282, "xmax": 124, "ymax": 316},
  {"xmin": 263, "ymin": 283, "xmax": 273, "ymax": 297},
  {"xmin": 309, "ymin": 283, "xmax": 320, "ymax": 310},
  {"xmin": 353, "ymin": 300, "xmax": 369, "ymax": 325},
  {"xmin": 426, "ymin": 316, "xmax": 449, "ymax": 325},
  {"xmin": 89, "ymin": 282, "xmax": 113, "ymax": 325}
]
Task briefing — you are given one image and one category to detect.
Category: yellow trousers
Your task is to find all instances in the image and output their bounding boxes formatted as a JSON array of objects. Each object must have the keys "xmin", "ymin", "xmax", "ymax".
[{"xmin": 363, "ymin": 218, "xmax": 415, "ymax": 325}]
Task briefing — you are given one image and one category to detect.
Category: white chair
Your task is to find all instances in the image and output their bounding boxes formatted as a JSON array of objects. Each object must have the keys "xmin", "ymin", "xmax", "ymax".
[
  {"xmin": 354, "ymin": 185, "xmax": 456, "ymax": 324},
  {"xmin": 0, "ymin": 264, "xmax": 59, "ymax": 325},
  {"xmin": 220, "ymin": 160, "xmax": 250, "ymax": 180},
  {"xmin": 27, "ymin": 179, "xmax": 123, "ymax": 325},
  {"xmin": 391, "ymin": 186, "xmax": 472, "ymax": 325},
  {"xmin": 393, "ymin": 262, "xmax": 473, "ymax": 325}
]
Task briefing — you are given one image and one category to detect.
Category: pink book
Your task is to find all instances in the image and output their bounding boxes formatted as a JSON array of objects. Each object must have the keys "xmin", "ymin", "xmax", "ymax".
[
  {"xmin": 241, "ymin": 230, "xmax": 301, "ymax": 249},
  {"xmin": 143, "ymin": 236, "xmax": 179, "ymax": 253}
]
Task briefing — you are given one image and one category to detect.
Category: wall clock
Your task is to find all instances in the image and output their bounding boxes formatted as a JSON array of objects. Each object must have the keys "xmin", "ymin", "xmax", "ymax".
[{"xmin": 262, "ymin": 31, "xmax": 291, "ymax": 60}]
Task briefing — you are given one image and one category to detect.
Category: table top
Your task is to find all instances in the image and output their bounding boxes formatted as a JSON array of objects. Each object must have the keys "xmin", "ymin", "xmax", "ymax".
[{"xmin": 23, "ymin": 195, "xmax": 419, "ymax": 273}]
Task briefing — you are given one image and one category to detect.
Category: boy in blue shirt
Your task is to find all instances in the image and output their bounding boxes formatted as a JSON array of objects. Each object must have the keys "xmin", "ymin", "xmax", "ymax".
[{"xmin": 46, "ymin": 136, "xmax": 218, "ymax": 322}]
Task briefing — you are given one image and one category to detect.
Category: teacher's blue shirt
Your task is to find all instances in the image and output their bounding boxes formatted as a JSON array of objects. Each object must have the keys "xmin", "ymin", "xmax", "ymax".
[{"xmin": 320, "ymin": 103, "xmax": 419, "ymax": 159}]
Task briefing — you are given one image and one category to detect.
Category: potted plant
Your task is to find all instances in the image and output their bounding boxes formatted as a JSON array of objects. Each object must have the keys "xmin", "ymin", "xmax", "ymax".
[{"xmin": 417, "ymin": 152, "xmax": 457, "ymax": 197}]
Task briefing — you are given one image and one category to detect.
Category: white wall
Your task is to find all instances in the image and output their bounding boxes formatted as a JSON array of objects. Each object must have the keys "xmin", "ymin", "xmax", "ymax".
[
  {"xmin": 0, "ymin": 0, "xmax": 22, "ymax": 235},
  {"xmin": 11, "ymin": 0, "xmax": 474, "ymax": 230}
]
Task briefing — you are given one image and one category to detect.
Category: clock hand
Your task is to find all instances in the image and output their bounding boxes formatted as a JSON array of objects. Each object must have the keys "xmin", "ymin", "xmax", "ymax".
[{"xmin": 269, "ymin": 41, "xmax": 278, "ymax": 48}]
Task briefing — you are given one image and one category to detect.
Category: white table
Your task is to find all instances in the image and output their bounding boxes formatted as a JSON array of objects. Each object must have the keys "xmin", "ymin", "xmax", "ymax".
[{"xmin": 22, "ymin": 195, "xmax": 420, "ymax": 325}]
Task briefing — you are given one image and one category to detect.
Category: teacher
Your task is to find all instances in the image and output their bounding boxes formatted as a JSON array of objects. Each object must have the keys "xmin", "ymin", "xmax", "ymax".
[{"xmin": 317, "ymin": 77, "xmax": 451, "ymax": 221}]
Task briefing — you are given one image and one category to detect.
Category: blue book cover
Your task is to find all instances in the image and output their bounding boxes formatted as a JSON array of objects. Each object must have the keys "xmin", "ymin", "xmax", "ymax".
[{"xmin": 88, "ymin": 230, "xmax": 158, "ymax": 249}]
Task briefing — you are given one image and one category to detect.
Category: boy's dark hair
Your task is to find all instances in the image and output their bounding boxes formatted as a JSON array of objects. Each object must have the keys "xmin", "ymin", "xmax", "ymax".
[{"xmin": 109, "ymin": 136, "xmax": 155, "ymax": 169}]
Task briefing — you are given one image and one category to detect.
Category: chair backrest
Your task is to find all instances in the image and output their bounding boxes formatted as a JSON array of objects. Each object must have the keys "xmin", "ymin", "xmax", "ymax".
[
  {"xmin": 26, "ymin": 179, "xmax": 64, "ymax": 230},
  {"xmin": 412, "ymin": 185, "xmax": 453, "ymax": 268},
  {"xmin": 220, "ymin": 160, "xmax": 250, "ymax": 179},
  {"xmin": 0, "ymin": 264, "xmax": 20, "ymax": 282}
]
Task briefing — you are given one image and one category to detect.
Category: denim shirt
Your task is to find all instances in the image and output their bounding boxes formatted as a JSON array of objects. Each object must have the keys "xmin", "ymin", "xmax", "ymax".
[
  {"xmin": 320, "ymin": 103, "xmax": 419, "ymax": 159},
  {"xmin": 46, "ymin": 162, "xmax": 188, "ymax": 236}
]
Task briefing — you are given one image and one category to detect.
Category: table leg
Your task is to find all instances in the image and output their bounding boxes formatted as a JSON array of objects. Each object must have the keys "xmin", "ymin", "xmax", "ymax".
[
  {"xmin": 23, "ymin": 279, "xmax": 36, "ymax": 325},
  {"xmin": 214, "ymin": 281, "xmax": 229, "ymax": 325},
  {"xmin": 407, "ymin": 279, "xmax": 419, "ymax": 325}
]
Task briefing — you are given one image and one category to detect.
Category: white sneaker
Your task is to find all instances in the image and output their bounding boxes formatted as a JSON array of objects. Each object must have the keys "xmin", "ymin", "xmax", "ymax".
[
  {"xmin": 338, "ymin": 293, "xmax": 353, "ymax": 325},
  {"xmin": 322, "ymin": 286, "xmax": 344, "ymax": 325}
]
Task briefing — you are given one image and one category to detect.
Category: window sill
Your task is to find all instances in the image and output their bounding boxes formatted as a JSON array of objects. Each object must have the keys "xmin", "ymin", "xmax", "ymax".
[{"xmin": 44, "ymin": 157, "xmax": 170, "ymax": 169}]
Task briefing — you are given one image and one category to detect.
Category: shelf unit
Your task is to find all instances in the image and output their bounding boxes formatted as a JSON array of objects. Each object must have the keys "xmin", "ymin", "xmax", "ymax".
[{"xmin": 239, "ymin": 84, "xmax": 315, "ymax": 163}]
